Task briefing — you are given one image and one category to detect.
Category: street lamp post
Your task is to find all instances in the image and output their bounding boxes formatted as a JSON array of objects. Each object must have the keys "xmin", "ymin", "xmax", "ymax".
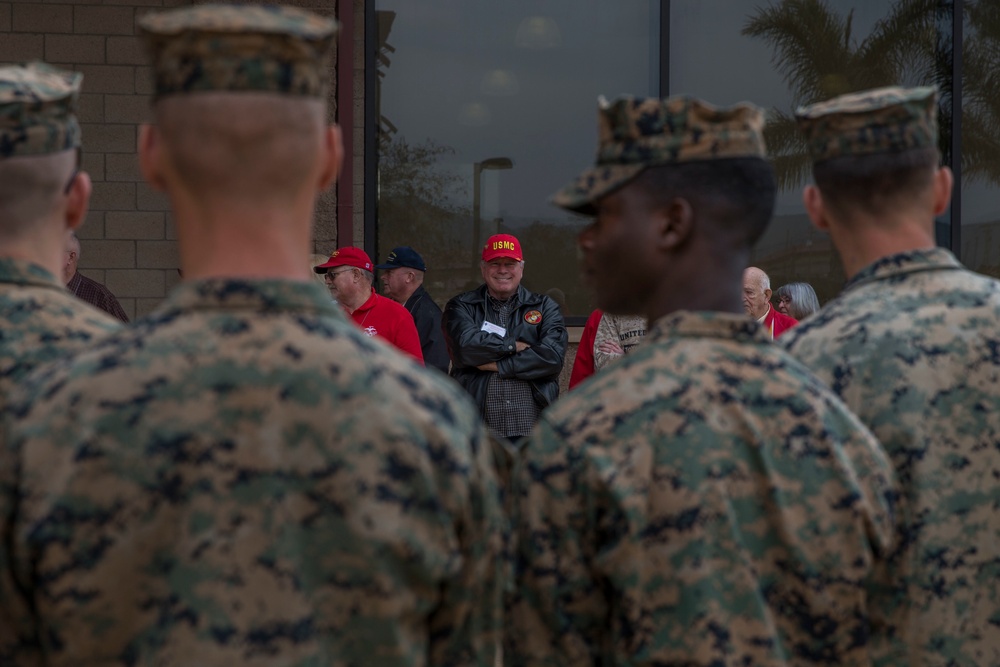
[{"xmin": 472, "ymin": 157, "xmax": 513, "ymax": 282}]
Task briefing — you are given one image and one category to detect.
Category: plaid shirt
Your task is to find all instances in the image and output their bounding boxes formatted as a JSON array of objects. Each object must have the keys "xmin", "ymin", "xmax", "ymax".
[
  {"xmin": 483, "ymin": 293, "xmax": 540, "ymax": 440},
  {"xmin": 67, "ymin": 272, "xmax": 129, "ymax": 323}
]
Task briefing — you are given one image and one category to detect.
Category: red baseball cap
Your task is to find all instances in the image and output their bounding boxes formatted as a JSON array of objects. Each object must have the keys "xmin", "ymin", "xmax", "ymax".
[
  {"xmin": 482, "ymin": 234, "xmax": 522, "ymax": 262},
  {"xmin": 313, "ymin": 247, "xmax": 373, "ymax": 274}
]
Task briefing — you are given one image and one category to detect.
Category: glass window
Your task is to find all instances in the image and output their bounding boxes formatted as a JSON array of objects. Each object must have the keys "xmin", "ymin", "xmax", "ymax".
[
  {"xmin": 670, "ymin": 0, "xmax": 953, "ymax": 306},
  {"xmin": 372, "ymin": 1, "xmax": 660, "ymax": 319},
  {"xmin": 960, "ymin": 3, "xmax": 1000, "ymax": 278}
]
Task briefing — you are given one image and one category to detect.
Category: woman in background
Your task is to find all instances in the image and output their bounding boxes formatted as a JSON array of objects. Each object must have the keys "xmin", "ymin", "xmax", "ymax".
[{"xmin": 774, "ymin": 282, "xmax": 820, "ymax": 321}]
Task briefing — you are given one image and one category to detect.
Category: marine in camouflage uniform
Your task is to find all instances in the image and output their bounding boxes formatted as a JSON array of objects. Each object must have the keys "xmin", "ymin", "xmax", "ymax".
[
  {"xmin": 506, "ymin": 95, "xmax": 898, "ymax": 666},
  {"xmin": 0, "ymin": 6, "xmax": 503, "ymax": 666},
  {"xmin": 782, "ymin": 86, "xmax": 1000, "ymax": 666},
  {"xmin": 0, "ymin": 63, "xmax": 120, "ymax": 403}
]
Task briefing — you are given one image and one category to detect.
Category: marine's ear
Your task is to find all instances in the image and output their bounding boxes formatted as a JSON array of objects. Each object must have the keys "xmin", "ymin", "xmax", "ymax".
[
  {"xmin": 138, "ymin": 124, "xmax": 167, "ymax": 192},
  {"xmin": 318, "ymin": 124, "xmax": 343, "ymax": 191},
  {"xmin": 803, "ymin": 184, "xmax": 829, "ymax": 232}
]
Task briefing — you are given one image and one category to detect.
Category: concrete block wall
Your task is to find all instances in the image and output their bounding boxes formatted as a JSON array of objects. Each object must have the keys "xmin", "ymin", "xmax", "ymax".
[{"xmin": 1, "ymin": 0, "xmax": 360, "ymax": 319}]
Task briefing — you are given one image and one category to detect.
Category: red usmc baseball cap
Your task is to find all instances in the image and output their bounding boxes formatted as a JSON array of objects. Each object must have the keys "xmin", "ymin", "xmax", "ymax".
[
  {"xmin": 482, "ymin": 234, "xmax": 522, "ymax": 262},
  {"xmin": 313, "ymin": 247, "xmax": 373, "ymax": 274}
]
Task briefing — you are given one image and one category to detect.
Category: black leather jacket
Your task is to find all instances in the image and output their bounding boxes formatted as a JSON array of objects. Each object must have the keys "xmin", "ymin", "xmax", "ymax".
[
  {"xmin": 404, "ymin": 285, "xmax": 450, "ymax": 374},
  {"xmin": 443, "ymin": 284, "xmax": 567, "ymax": 413}
]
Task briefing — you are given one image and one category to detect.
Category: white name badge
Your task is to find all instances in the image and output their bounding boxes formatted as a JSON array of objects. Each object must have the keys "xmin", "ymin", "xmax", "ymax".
[{"xmin": 481, "ymin": 321, "xmax": 507, "ymax": 337}]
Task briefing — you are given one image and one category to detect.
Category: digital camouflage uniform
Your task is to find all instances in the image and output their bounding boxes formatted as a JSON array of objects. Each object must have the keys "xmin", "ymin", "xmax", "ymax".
[
  {"xmin": 783, "ymin": 86, "xmax": 1000, "ymax": 666},
  {"xmin": 0, "ymin": 259, "xmax": 119, "ymax": 403},
  {"xmin": 510, "ymin": 312, "xmax": 897, "ymax": 666},
  {"xmin": 508, "ymin": 96, "xmax": 899, "ymax": 666},
  {"xmin": 0, "ymin": 7, "xmax": 503, "ymax": 666},
  {"xmin": 0, "ymin": 64, "xmax": 121, "ymax": 401}
]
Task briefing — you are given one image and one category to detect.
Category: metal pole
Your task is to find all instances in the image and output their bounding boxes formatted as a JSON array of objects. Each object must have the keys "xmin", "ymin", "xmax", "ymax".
[{"xmin": 472, "ymin": 161, "xmax": 483, "ymax": 283}]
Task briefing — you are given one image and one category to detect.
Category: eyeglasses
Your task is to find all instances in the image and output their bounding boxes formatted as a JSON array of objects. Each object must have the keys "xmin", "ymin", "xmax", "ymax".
[
  {"xmin": 62, "ymin": 147, "xmax": 81, "ymax": 195},
  {"xmin": 325, "ymin": 268, "xmax": 355, "ymax": 279}
]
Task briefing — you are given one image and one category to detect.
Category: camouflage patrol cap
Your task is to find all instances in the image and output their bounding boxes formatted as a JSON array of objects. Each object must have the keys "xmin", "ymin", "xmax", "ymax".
[
  {"xmin": 552, "ymin": 95, "xmax": 766, "ymax": 214},
  {"xmin": 0, "ymin": 62, "xmax": 81, "ymax": 159},
  {"xmin": 795, "ymin": 86, "xmax": 938, "ymax": 163},
  {"xmin": 138, "ymin": 4, "xmax": 339, "ymax": 100}
]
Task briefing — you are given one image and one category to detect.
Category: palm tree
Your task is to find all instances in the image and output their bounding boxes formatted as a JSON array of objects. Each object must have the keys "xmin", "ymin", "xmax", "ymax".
[
  {"xmin": 742, "ymin": 0, "xmax": 950, "ymax": 189},
  {"xmin": 963, "ymin": 0, "xmax": 1000, "ymax": 186}
]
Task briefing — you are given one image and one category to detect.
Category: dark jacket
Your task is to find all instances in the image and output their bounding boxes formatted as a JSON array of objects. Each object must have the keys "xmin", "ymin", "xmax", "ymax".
[
  {"xmin": 404, "ymin": 285, "xmax": 450, "ymax": 374},
  {"xmin": 443, "ymin": 284, "xmax": 567, "ymax": 413}
]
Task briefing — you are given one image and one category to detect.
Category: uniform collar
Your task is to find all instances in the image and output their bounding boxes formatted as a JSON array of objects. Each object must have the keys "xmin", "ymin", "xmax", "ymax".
[
  {"xmin": 844, "ymin": 247, "xmax": 962, "ymax": 292},
  {"xmin": 158, "ymin": 277, "xmax": 343, "ymax": 316},
  {"xmin": 0, "ymin": 257, "xmax": 64, "ymax": 290},
  {"xmin": 647, "ymin": 310, "xmax": 772, "ymax": 345}
]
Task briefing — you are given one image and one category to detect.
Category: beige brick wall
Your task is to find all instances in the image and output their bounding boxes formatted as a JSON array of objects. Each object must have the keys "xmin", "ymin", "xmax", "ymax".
[{"xmin": 2, "ymin": 0, "xmax": 361, "ymax": 320}]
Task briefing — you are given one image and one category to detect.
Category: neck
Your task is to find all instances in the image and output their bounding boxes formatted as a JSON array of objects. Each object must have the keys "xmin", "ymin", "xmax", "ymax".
[
  {"xmin": 488, "ymin": 286, "xmax": 517, "ymax": 301},
  {"xmin": 830, "ymin": 215, "xmax": 936, "ymax": 280},
  {"xmin": 397, "ymin": 282, "xmax": 420, "ymax": 304},
  {"xmin": 0, "ymin": 223, "xmax": 67, "ymax": 280},
  {"xmin": 171, "ymin": 192, "xmax": 315, "ymax": 282},
  {"xmin": 645, "ymin": 246, "xmax": 747, "ymax": 324},
  {"xmin": 342, "ymin": 286, "xmax": 372, "ymax": 313}
]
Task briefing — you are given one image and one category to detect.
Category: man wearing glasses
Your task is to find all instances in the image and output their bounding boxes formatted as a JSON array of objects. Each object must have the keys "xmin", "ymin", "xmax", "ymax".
[
  {"xmin": 0, "ymin": 63, "xmax": 120, "ymax": 405},
  {"xmin": 314, "ymin": 246, "xmax": 424, "ymax": 363}
]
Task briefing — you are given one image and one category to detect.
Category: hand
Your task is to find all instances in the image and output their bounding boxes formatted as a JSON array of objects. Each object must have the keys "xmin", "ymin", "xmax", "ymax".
[
  {"xmin": 477, "ymin": 362, "xmax": 499, "ymax": 372},
  {"xmin": 596, "ymin": 341, "xmax": 624, "ymax": 356},
  {"xmin": 515, "ymin": 341, "xmax": 531, "ymax": 353}
]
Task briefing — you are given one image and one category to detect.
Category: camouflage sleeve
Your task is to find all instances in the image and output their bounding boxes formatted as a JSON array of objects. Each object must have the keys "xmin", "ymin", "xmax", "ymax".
[
  {"xmin": 428, "ymin": 421, "xmax": 506, "ymax": 666},
  {"xmin": 506, "ymin": 418, "xmax": 604, "ymax": 666},
  {"xmin": 0, "ymin": 418, "xmax": 42, "ymax": 666}
]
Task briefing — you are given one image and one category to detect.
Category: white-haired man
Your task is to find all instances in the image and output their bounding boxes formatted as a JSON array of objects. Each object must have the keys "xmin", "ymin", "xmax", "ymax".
[{"xmin": 743, "ymin": 265, "xmax": 797, "ymax": 338}]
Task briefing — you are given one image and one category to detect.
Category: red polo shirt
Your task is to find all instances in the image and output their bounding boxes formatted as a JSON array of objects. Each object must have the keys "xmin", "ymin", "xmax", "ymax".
[
  {"xmin": 347, "ymin": 288, "xmax": 424, "ymax": 364},
  {"xmin": 763, "ymin": 303, "xmax": 798, "ymax": 339}
]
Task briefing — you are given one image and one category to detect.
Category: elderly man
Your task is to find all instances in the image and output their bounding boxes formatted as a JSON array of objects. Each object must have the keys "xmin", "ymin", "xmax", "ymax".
[
  {"xmin": 507, "ymin": 95, "xmax": 896, "ymax": 666},
  {"xmin": 0, "ymin": 7, "xmax": 502, "ymax": 664},
  {"xmin": 443, "ymin": 233, "xmax": 567, "ymax": 442},
  {"xmin": 782, "ymin": 86, "xmax": 1000, "ymax": 665},
  {"xmin": 314, "ymin": 246, "xmax": 424, "ymax": 363},
  {"xmin": 63, "ymin": 230, "xmax": 129, "ymax": 322},
  {"xmin": 743, "ymin": 265, "xmax": 796, "ymax": 337},
  {"xmin": 0, "ymin": 63, "xmax": 120, "ymax": 408},
  {"xmin": 376, "ymin": 246, "xmax": 449, "ymax": 373}
]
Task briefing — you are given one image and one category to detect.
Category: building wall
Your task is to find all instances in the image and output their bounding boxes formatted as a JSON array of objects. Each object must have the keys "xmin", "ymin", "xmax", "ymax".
[{"xmin": 0, "ymin": 0, "xmax": 363, "ymax": 318}]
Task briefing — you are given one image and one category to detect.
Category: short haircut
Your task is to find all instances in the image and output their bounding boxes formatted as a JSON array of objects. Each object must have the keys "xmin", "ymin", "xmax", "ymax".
[
  {"xmin": 0, "ymin": 151, "xmax": 74, "ymax": 240},
  {"xmin": 774, "ymin": 282, "xmax": 820, "ymax": 320},
  {"xmin": 812, "ymin": 147, "xmax": 938, "ymax": 220},
  {"xmin": 359, "ymin": 268, "xmax": 375, "ymax": 286},
  {"xmin": 632, "ymin": 157, "xmax": 777, "ymax": 247},
  {"xmin": 155, "ymin": 93, "xmax": 325, "ymax": 201}
]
